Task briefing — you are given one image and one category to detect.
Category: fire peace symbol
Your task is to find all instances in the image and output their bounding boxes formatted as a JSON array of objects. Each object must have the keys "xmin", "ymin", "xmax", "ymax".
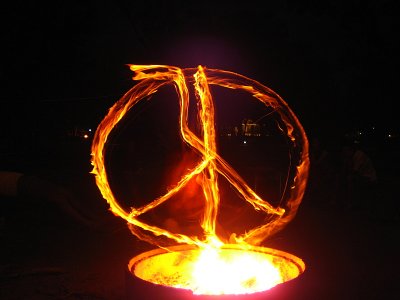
[{"xmin": 91, "ymin": 65, "xmax": 309, "ymax": 247}]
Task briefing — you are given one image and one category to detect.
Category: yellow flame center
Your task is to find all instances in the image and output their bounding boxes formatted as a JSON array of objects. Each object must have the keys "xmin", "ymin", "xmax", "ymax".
[{"xmin": 130, "ymin": 245, "xmax": 304, "ymax": 295}]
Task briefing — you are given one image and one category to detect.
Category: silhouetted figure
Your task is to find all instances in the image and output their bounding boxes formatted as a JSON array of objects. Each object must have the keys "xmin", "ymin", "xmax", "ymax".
[
  {"xmin": 341, "ymin": 139, "xmax": 378, "ymax": 212},
  {"xmin": 0, "ymin": 171, "xmax": 111, "ymax": 231},
  {"xmin": 305, "ymin": 136, "xmax": 337, "ymax": 207}
]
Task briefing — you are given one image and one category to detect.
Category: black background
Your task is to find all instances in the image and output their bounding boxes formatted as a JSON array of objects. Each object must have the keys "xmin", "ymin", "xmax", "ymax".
[{"xmin": 1, "ymin": 0, "xmax": 398, "ymax": 140}]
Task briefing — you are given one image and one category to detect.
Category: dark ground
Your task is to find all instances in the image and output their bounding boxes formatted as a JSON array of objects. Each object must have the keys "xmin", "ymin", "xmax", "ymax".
[{"xmin": 1, "ymin": 138, "xmax": 399, "ymax": 300}]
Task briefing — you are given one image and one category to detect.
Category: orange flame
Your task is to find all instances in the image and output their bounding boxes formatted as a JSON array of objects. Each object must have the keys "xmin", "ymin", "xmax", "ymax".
[
  {"xmin": 90, "ymin": 65, "xmax": 309, "ymax": 248},
  {"xmin": 130, "ymin": 244, "xmax": 305, "ymax": 295}
]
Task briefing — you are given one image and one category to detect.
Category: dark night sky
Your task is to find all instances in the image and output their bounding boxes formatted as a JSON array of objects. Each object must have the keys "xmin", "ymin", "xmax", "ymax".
[{"xmin": 1, "ymin": 0, "xmax": 398, "ymax": 140}]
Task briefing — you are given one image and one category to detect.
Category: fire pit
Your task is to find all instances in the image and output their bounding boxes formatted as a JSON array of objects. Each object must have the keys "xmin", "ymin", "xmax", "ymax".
[
  {"xmin": 127, "ymin": 244, "xmax": 304, "ymax": 298},
  {"xmin": 91, "ymin": 65, "xmax": 309, "ymax": 298}
]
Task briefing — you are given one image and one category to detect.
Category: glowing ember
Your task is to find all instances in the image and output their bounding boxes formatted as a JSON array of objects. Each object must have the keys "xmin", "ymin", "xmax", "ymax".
[{"xmin": 91, "ymin": 65, "xmax": 309, "ymax": 295}]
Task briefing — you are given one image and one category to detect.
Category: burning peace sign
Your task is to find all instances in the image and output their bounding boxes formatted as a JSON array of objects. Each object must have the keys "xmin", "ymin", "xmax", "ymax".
[{"xmin": 91, "ymin": 65, "xmax": 309, "ymax": 247}]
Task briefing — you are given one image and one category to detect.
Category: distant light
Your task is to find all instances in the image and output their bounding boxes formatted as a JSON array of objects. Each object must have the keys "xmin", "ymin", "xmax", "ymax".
[
  {"xmin": 243, "ymin": 140, "xmax": 247, "ymax": 144},
  {"xmin": 88, "ymin": 129, "xmax": 92, "ymax": 132},
  {"xmin": 84, "ymin": 134, "xmax": 89, "ymax": 139},
  {"xmin": 388, "ymin": 134, "xmax": 392, "ymax": 138}
]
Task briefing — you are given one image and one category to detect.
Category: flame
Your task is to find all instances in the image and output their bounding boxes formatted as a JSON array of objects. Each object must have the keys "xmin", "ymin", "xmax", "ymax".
[
  {"xmin": 190, "ymin": 246, "xmax": 281, "ymax": 294},
  {"xmin": 130, "ymin": 244, "xmax": 305, "ymax": 295},
  {"xmin": 91, "ymin": 65, "xmax": 309, "ymax": 295}
]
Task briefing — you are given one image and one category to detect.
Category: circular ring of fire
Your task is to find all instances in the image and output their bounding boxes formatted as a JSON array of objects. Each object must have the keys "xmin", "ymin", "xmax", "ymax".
[{"xmin": 91, "ymin": 65, "xmax": 309, "ymax": 246}]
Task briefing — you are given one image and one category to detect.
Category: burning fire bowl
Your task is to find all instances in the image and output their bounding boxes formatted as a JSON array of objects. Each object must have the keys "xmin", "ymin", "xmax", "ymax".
[{"xmin": 126, "ymin": 244, "xmax": 305, "ymax": 299}]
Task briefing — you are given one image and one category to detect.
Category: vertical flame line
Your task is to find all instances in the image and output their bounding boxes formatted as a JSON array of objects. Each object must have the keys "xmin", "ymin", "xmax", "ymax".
[{"xmin": 194, "ymin": 66, "xmax": 220, "ymax": 242}]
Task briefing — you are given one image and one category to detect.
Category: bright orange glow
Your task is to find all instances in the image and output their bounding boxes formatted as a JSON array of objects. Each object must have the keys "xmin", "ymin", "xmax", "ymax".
[
  {"xmin": 130, "ymin": 244, "xmax": 305, "ymax": 295},
  {"xmin": 191, "ymin": 246, "xmax": 281, "ymax": 294},
  {"xmin": 91, "ymin": 65, "xmax": 309, "ymax": 295}
]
